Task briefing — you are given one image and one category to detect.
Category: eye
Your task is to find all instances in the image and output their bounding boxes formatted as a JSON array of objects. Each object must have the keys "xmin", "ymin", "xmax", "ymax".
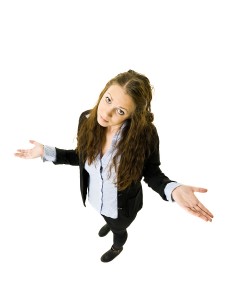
[
  {"xmin": 105, "ymin": 96, "xmax": 112, "ymax": 104},
  {"xmin": 117, "ymin": 108, "xmax": 125, "ymax": 116}
]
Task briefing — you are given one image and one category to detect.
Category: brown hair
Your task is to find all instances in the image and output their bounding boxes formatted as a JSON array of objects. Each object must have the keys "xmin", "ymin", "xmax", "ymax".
[{"xmin": 77, "ymin": 69, "xmax": 156, "ymax": 191}]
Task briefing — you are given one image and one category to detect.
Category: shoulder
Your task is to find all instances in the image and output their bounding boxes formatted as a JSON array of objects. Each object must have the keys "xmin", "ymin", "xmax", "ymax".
[
  {"xmin": 79, "ymin": 109, "xmax": 92, "ymax": 120},
  {"xmin": 77, "ymin": 109, "xmax": 92, "ymax": 132},
  {"xmin": 78, "ymin": 109, "xmax": 91, "ymax": 124},
  {"xmin": 142, "ymin": 122, "xmax": 160, "ymax": 161},
  {"xmin": 144, "ymin": 121, "xmax": 159, "ymax": 147},
  {"xmin": 151, "ymin": 123, "xmax": 159, "ymax": 141}
]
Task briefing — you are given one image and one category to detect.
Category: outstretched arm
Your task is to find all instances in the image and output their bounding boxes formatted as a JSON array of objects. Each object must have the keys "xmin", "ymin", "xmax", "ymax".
[
  {"xmin": 15, "ymin": 141, "xmax": 79, "ymax": 166},
  {"xmin": 172, "ymin": 185, "xmax": 214, "ymax": 222},
  {"xmin": 14, "ymin": 140, "xmax": 44, "ymax": 159}
]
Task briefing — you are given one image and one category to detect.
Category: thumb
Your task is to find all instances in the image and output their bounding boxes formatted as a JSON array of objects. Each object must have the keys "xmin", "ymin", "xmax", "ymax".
[
  {"xmin": 192, "ymin": 186, "xmax": 208, "ymax": 193},
  {"xmin": 29, "ymin": 140, "xmax": 38, "ymax": 146}
]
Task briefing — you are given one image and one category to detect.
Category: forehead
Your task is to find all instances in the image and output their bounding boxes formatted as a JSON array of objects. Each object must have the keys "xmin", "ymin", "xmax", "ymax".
[{"xmin": 105, "ymin": 84, "xmax": 136, "ymax": 111}]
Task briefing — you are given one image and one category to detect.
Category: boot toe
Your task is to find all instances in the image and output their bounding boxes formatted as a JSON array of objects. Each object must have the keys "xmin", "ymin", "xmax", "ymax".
[
  {"xmin": 98, "ymin": 224, "xmax": 111, "ymax": 237},
  {"xmin": 101, "ymin": 247, "xmax": 123, "ymax": 263}
]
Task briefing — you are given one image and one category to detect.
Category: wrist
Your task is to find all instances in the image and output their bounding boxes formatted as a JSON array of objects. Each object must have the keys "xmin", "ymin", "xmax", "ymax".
[{"xmin": 40, "ymin": 144, "xmax": 44, "ymax": 157}]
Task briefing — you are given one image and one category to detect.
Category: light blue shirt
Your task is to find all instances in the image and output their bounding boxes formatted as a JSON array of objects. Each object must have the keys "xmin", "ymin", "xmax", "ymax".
[
  {"xmin": 84, "ymin": 129, "xmax": 121, "ymax": 218},
  {"xmin": 43, "ymin": 140, "xmax": 181, "ymax": 218}
]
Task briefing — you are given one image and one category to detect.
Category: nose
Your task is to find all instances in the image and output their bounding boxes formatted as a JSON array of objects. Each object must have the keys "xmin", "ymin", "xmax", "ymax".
[{"xmin": 104, "ymin": 106, "xmax": 113, "ymax": 118}]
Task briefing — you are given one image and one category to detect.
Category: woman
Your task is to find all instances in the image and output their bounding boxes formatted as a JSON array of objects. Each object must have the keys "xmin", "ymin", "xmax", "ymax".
[{"xmin": 15, "ymin": 70, "xmax": 214, "ymax": 263}]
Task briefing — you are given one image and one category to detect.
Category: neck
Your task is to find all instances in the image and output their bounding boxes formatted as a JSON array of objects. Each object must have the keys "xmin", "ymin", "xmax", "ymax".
[{"xmin": 106, "ymin": 125, "xmax": 122, "ymax": 135}]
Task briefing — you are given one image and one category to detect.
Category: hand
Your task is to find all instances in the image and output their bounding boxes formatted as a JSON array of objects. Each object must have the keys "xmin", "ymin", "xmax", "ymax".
[
  {"xmin": 14, "ymin": 140, "xmax": 44, "ymax": 159},
  {"xmin": 172, "ymin": 185, "xmax": 214, "ymax": 222}
]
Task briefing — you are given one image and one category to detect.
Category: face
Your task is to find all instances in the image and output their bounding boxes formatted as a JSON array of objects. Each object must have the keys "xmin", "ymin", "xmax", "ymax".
[{"xmin": 97, "ymin": 84, "xmax": 136, "ymax": 131}]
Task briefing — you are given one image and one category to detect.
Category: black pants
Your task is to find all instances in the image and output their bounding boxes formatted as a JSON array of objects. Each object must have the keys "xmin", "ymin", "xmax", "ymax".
[{"xmin": 103, "ymin": 210, "xmax": 137, "ymax": 249}]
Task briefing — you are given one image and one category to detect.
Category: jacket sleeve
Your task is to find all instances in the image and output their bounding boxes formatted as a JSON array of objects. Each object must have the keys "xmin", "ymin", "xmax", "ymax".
[
  {"xmin": 142, "ymin": 126, "xmax": 176, "ymax": 200},
  {"xmin": 53, "ymin": 148, "xmax": 79, "ymax": 166}
]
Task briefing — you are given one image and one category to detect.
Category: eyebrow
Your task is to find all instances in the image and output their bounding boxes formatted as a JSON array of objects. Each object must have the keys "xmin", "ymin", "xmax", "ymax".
[{"xmin": 108, "ymin": 92, "xmax": 128, "ymax": 112}]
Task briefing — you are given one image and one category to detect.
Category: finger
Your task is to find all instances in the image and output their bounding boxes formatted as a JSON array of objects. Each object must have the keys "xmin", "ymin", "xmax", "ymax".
[
  {"xmin": 14, "ymin": 152, "xmax": 22, "ymax": 157},
  {"xmin": 14, "ymin": 152, "xmax": 26, "ymax": 158},
  {"xmin": 29, "ymin": 140, "xmax": 37, "ymax": 145},
  {"xmin": 15, "ymin": 149, "xmax": 24, "ymax": 153},
  {"xmin": 186, "ymin": 207, "xmax": 211, "ymax": 222},
  {"xmin": 191, "ymin": 203, "xmax": 214, "ymax": 220},
  {"xmin": 192, "ymin": 186, "xmax": 208, "ymax": 193},
  {"xmin": 14, "ymin": 150, "xmax": 30, "ymax": 158},
  {"xmin": 14, "ymin": 150, "xmax": 24, "ymax": 157},
  {"xmin": 15, "ymin": 149, "xmax": 27, "ymax": 154},
  {"xmin": 196, "ymin": 202, "xmax": 214, "ymax": 218},
  {"xmin": 185, "ymin": 189, "xmax": 213, "ymax": 217}
]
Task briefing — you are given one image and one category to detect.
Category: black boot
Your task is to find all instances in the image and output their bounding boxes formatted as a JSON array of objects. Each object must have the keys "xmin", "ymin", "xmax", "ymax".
[
  {"xmin": 100, "ymin": 246, "xmax": 123, "ymax": 263},
  {"xmin": 98, "ymin": 224, "xmax": 111, "ymax": 237}
]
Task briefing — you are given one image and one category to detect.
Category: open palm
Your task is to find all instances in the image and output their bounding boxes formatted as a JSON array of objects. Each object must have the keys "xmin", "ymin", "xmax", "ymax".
[{"xmin": 14, "ymin": 140, "xmax": 44, "ymax": 159}]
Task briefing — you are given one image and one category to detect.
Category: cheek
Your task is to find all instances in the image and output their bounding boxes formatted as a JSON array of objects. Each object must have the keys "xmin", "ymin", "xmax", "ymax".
[
  {"xmin": 97, "ymin": 101, "xmax": 103, "ymax": 113},
  {"xmin": 98, "ymin": 99, "xmax": 106, "ymax": 111},
  {"xmin": 113, "ymin": 114, "xmax": 127, "ymax": 123}
]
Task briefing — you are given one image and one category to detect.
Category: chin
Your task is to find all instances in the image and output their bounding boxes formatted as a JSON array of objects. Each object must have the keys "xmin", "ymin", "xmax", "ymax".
[
  {"xmin": 97, "ymin": 116, "xmax": 108, "ymax": 127},
  {"xmin": 97, "ymin": 112, "xmax": 110, "ymax": 125}
]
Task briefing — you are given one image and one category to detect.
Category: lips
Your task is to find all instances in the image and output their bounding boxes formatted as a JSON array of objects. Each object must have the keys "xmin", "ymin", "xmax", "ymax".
[{"xmin": 100, "ymin": 115, "xmax": 109, "ymax": 122}]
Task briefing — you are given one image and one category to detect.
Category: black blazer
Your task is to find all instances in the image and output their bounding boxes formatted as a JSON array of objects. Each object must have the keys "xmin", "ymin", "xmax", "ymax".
[{"xmin": 53, "ymin": 110, "xmax": 175, "ymax": 218}]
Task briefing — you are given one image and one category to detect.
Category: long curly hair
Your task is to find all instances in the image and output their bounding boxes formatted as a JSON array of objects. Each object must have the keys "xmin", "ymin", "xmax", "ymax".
[{"xmin": 77, "ymin": 69, "xmax": 156, "ymax": 191}]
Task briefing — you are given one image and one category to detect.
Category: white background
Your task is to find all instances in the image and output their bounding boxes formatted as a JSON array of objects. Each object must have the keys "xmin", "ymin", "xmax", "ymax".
[{"xmin": 0, "ymin": 0, "xmax": 224, "ymax": 299}]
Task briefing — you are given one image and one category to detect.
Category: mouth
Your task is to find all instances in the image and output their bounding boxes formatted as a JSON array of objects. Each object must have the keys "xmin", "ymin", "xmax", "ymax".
[{"xmin": 100, "ymin": 115, "xmax": 109, "ymax": 122}]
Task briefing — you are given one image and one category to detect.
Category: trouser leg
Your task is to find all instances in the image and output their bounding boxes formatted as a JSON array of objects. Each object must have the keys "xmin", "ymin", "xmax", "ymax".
[
  {"xmin": 112, "ymin": 229, "xmax": 128, "ymax": 249},
  {"xmin": 102, "ymin": 210, "xmax": 137, "ymax": 249},
  {"xmin": 100, "ymin": 211, "xmax": 137, "ymax": 262}
]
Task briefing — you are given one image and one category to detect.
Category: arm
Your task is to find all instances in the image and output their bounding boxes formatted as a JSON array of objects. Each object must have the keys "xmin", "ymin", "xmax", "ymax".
[
  {"xmin": 142, "ymin": 127, "xmax": 175, "ymax": 200},
  {"xmin": 142, "ymin": 127, "xmax": 214, "ymax": 222},
  {"xmin": 14, "ymin": 110, "xmax": 90, "ymax": 163},
  {"xmin": 14, "ymin": 140, "xmax": 79, "ymax": 166},
  {"xmin": 53, "ymin": 148, "xmax": 79, "ymax": 166}
]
